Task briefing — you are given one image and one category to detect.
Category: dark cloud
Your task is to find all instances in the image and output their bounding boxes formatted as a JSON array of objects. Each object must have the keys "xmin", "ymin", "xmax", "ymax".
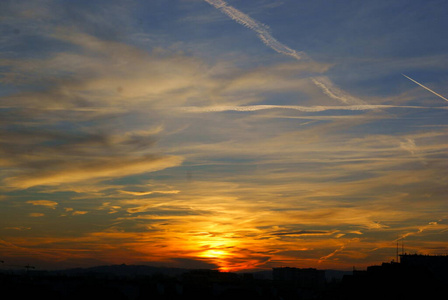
[
  {"xmin": 0, "ymin": 125, "xmax": 179, "ymax": 190},
  {"xmin": 271, "ymin": 230, "xmax": 331, "ymax": 236}
]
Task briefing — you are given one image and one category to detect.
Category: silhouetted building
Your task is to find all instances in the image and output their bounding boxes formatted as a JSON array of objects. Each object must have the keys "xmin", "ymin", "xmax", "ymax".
[
  {"xmin": 339, "ymin": 259, "xmax": 447, "ymax": 300},
  {"xmin": 400, "ymin": 253, "xmax": 448, "ymax": 283}
]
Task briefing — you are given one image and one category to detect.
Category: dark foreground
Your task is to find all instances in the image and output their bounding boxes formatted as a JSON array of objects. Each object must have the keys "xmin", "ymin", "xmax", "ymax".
[{"xmin": 1, "ymin": 259, "xmax": 447, "ymax": 300}]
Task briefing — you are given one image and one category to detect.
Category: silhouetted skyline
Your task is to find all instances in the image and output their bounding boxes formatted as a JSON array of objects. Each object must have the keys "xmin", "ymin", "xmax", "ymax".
[{"xmin": 1, "ymin": 255, "xmax": 447, "ymax": 300}]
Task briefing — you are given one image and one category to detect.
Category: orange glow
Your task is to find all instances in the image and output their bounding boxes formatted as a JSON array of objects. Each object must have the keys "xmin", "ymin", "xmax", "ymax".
[
  {"xmin": 199, "ymin": 249, "xmax": 229, "ymax": 259},
  {"xmin": 197, "ymin": 248, "xmax": 239, "ymax": 272}
]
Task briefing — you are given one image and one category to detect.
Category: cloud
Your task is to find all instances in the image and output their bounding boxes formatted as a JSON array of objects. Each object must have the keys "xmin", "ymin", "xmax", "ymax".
[
  {"xmin": 72, "ymin": 211, "xmax": 88, "ymax": 216},
  {"xmin": 0, "ymin": 23, "xmax": 314, "ymax": 187},
  {"xmin": 29, "ymin": 213, "xmax": 45, "ymax": 217},
  {"xmin": 0, "ymin": 120, "xmax": 183, "ymax": 190},
  {"xmin": 0, "ymin": 24, "xmax": 358, "ymax": 195},
  {"xmin": 5, "ymin": 155, "xmax": 182, "ymax": 189},
  {"xmin": 271, "ymin": 230, "xmax": 333, "ymax": 237},
  {"xmin": 26, "ymin": 200, "xmax": 58, "ymax": 209},
  {"xmin": 400, "ymin": 138, "xmax": 417, "ymax": 153},
  {"xmin": 399, "ymin": 220, "xmax": 447, "ymax": 240},
  {"xmin": 0, "ymin": 27, "xmax": 214, "ymax": 114},
  {"xmin": 119, "ymin": 190, "xmax": 180, "ymax": 196}
]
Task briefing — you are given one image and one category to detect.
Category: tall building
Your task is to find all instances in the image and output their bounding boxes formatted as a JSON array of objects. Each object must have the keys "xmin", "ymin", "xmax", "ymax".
[{"xmin": 400, "ymin": 254, "xmax": 448, "ymax": 283}]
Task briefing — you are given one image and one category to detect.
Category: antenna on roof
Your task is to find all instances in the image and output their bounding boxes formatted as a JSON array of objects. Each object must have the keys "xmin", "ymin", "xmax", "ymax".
[
  {"xmin": 396, "ymin": 236, "xmax": 399, "ymax": 263},
  {"xmin": 402, "ymin": 238, "xmax": 404, "ymax": 258}
]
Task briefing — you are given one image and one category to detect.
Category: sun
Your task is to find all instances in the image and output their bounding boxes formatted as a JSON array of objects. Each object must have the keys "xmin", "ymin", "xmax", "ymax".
[
  {"xmin": 200, "ymin": 249, "xmax": 229, "ymax": 258},
  {"xmin": 197, "ymin": 247, "xmax": 237, "ymax": 272}
]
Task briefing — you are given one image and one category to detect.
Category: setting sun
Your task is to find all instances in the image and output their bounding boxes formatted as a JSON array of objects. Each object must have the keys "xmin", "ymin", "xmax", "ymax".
[{"xmin": 200, "ymin": 249, "xmax": 229, "ymax": 259}]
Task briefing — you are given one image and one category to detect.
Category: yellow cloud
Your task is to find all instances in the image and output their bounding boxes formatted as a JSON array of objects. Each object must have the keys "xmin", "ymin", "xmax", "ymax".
[
  {"xmin": 29, "ymin": 213, "xmax": 45, "ymax": 217},
  {"xmin": 26, "ymin": 200, "xmax": 58, "ymax": 209},
  {"xmin": 72, "ymin": 211, "xmax": 88, "ymax": 216}
]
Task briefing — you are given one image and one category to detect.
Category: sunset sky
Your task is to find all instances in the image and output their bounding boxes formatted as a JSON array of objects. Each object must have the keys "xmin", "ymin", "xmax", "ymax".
[{"xmin": 1, "ymin": 0, "xmax": 447, "ymax": 272}]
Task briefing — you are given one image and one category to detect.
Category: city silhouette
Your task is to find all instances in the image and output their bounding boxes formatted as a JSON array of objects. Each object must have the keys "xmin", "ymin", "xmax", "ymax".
[{"xmin": 1, "ymin": 254, "xmax": 447, "ymax": 299}]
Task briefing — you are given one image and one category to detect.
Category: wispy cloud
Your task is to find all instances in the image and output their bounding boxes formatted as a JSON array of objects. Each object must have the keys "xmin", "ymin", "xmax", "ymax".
[
  {"xmin": 26, "ymin": 200, "xmax": 58, "ymax": 209},
  {"xmin": 271, "ymin": 230, "xmax": 333, "ymax": 237},
  {"xmin": 399, "ymin": 219, "xmax": 447, "ymax": 240},
  {"xmin": 5, "ymin": 155, "xmax": 182, "ymax": 189},
  {"xmin": 119, "ymin": 190, "xmax": 180, "ymax": 196}
]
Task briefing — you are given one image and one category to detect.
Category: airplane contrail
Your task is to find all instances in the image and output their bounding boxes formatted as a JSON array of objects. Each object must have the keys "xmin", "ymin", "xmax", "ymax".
[
  {"xmin": 182, "ymin": 104, "xmax": 430, "ymax": 113},
  {"xmin": 204, "ymin": 1, "xmax": 448, "ymax": 108},
  {"xmin": 204, "ymin": 0, "xmax": 304, "ymax": 60},
  {"xmin": 311, "ymin": 76, "xmax": 365, "ymax": 105},
  {"xmin": 402, "ymin": 74, "xmax": 448, "ymax": 102},
  {"xmin": 203, "ymin": 0, "xmax": 369, "ymax": 105}
]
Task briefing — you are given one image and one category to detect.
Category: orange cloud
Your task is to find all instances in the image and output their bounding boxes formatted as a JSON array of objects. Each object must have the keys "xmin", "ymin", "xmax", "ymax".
[{"xmin": 26, "ymin": 200, "xmax": 58, "ymax": 209}]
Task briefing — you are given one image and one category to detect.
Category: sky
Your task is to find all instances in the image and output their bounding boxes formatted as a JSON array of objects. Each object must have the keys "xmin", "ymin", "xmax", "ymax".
[{"xmin": 1, "ymin": 0, "xmax": 447, "ymax": 272}]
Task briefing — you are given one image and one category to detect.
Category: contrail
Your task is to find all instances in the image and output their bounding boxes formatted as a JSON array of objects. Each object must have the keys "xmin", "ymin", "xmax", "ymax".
[
  {"xmin": 204, "ymin": 0, "xmax": 304, "ymax": 60},
  {"xmin": 311, "ymin": 76, "xmax": 365, "ymax": 105},
  {"xmin": 318, "ymin": 245, "xmax": 345, "ymax": 263},
  {"xmin": 402, "ymin": 74, "xmax": 448, "ymax": 102},
  {"xmin": 203, "ymin": 0, "xmax": 369, "ymax": 104},
  {"xmin": 182, "ymin": 104, "xmax": 429, "ymax": 113},
  {"xmin": 203, "ymin": 1, "xmax": 448, "ymax": 108}
]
